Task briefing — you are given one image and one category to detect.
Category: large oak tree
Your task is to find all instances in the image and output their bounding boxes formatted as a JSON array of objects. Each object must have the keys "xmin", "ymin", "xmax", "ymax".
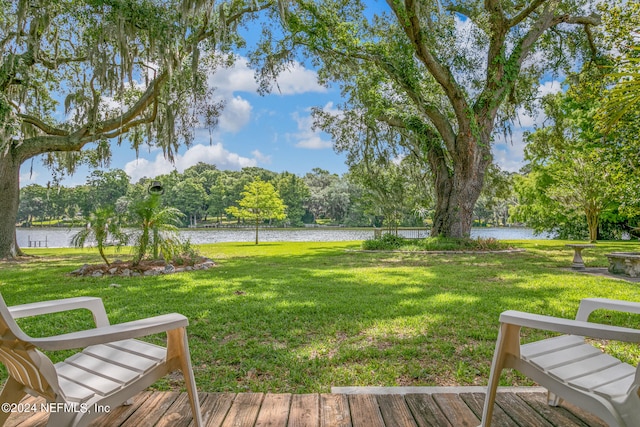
[
  {"xmin": 257, "ymin": 0, "xmax": 602, "ymax": 238},
  {"xmin": 0, "ymin": 0, "xmax": 271, "ymax": 259}
]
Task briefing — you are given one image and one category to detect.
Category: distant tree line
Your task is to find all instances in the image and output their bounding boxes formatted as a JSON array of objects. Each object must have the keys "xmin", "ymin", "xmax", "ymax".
[{"xmin": 18, "ymin": 162, "xmax": 517, "ymax": 230}]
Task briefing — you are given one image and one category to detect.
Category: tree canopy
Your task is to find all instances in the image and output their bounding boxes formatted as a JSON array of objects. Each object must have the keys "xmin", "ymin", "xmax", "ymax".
[
  {"xmin": 510, "ymin": 1, "xmax": 640, "ymax": 241},
  {"xmin": 0, "ymin": 0, "xmax": 274, "ymax": 258},
  {"xmin": 253, "ymin": 0, "xmax": 602, "ymax": 239}
]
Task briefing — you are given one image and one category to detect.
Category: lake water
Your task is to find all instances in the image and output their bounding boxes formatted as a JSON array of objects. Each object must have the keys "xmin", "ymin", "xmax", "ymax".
[{"xmin": 16, "ymin": 227, "xmax": 550, "ymax": 248}]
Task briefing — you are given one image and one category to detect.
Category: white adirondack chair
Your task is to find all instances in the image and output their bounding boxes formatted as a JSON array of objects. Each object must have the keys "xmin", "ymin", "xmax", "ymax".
[
  {"xmin": 481, "ymin": 298, "xmax": 640, "ymax": 427},
  {"xmin": 0, "ymin": 293, "xmax": 203, "ymax": 427}
]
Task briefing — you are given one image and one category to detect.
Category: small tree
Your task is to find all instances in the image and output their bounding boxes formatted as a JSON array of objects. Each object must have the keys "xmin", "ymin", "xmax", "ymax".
[
  {"xmin": 226, "ymin": 179, "xmax": 286, "ymax": 244},
  {"xmin": 547, "ymin": 153, "xmax": 613, "ymax": 242},
  {"xmin": 71, "ymin": 207, "xmax": 127, "ymax": 266},
  {"xmin": 514, "ymin": 81, "xmax": 616, "ymax": 241}
]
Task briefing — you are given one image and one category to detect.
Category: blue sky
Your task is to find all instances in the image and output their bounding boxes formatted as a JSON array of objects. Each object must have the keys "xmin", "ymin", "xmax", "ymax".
[
  {"xmin": 19, "ymin": 6, "xmax": 562, "ymax": 188},
  {"xmin": 19, "ymin": 54, "xmax": 352, "ymax": 187}
]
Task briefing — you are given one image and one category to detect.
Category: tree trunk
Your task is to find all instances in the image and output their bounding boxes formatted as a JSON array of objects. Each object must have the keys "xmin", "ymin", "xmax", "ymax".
[
  {"xmin": 586, "ymin": 206, "xmax": 599, "ymax": 243},
  {"xmin": 428, "ymin": 134, "xmax": 490, "ymax": 239},
  {"xmin": 0, "ymin": 153, "xmax": 22, "ymax": 259},
  {"xmin": 431, "ymin": 171, "xmax": 485, "ymax": 238},
  {"xmin": 255, "ymin": 218, "xmax": 259, "ymax": 244}
]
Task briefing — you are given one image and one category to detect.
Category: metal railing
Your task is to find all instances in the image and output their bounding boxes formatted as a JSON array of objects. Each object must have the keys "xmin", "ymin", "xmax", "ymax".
[{"xmin": 373, "ymin": 228, "xmax": 429, "ymax": 240}]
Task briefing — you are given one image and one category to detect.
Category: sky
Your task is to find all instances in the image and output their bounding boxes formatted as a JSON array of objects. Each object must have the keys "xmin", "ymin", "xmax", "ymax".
[{"xmin": 18, "ymin": 6, "xmax": 564, "ymax": 189}]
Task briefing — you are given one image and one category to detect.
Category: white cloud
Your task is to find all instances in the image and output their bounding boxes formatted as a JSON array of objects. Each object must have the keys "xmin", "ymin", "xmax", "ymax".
[
  {"xmin": 206, "ymin": 55, "xmax": 326, "ymax": 137},
  {"xmin": 295, "ymin": 134, "xmax": 334, "ymax": 150},
  {"xmin": 20, "ymin": 170, "xmax": 39, "ymax": 185},
  {"xmin": 270, "ymin": 62, "xmax": 327, "ymax": 95},
  {"xmin": 251, "ymin": 150, "xmax": 272, "ymax": 164},
  {"xmin": 218, "ymin": 96, "xmax": 252, "ymax": 133},
  {"xmin": 208, "ymin": 55, "xmax": 326, "ymax": 97},
  {"xmin": 124, "ymin": 143, "xmax": 258, "ymax": 182},
  {"xmin": 486, "ymin": 76, "xmax": 567, "ymax": 173},
  {"xmin": 513, "ymin": 80, "xmax": 564, "ymax": 128},
  {"xmin": 538, "ymin": 80, "xmax": 563, "ymax": 97},
  {"xmin": 493, "ymin": 129, "xmax": 527, "ymax": 173},
  {"xmin": 494, "ymin": 80, "xmax": 563, "ymax": 171},
  {"xmin": 288, "ymin": 104, "xmax": 336, "ymax": 150},
  {"xmin": 208, "ymin": 56, "xmax": 259, "ymax": 95}
]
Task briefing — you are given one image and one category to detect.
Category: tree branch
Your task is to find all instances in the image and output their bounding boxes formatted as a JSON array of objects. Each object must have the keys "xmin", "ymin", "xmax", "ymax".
[
  {"xmin": 388, "ymin": 0, "xmax": 472, "ymax": 137},
  {"xmin": 508, "ymin": 0, "xmax": 546, "ymax": 27},
  {"xmin": 78, "ymin": 71, "xmax": 167, "ymax": 141},
  {"xmin": 478, "ymin": 5, "xmax": 601, "ymax": 127},
  {"xmin": 36, "ymin": 52, "xmax": 88, "ymax": 70},
  {"xmin": 18, "ymin": 114, "xmax": 70, "ymax": 136},
  {"xmin": 12, "ymin": 0, "xmax": 272, "ymax": 167},
  {"xmin": 17, "ymin": 135, "xmax": 83, "ymax": 162},
  {"xmin": 371, "ymin": 55, "xmax": 457, "ymax": 152}
]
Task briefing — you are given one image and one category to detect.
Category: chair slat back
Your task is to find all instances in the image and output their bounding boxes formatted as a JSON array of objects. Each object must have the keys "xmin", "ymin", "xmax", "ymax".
[{"xmin": 0, "ymin": 294, "xmax": 58, "ymax": 400}]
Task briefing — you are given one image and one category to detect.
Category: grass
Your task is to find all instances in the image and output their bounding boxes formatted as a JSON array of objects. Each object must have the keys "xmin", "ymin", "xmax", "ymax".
[{"xmin": 1, "ymin": 239, "xmax": 640, "ymax": 394}]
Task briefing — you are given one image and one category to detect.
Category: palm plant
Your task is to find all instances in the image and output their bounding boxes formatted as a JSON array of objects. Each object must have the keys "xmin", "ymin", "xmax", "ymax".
[
  {"xmin": 601, "ymin": 46, "xmax": 640, "ymax": 130},
  {"xmin": 71, "ymin": 206, "xmax": 127, "ymax": 266},
  {"xmin": 128, "ymin": 195, "xmax": 184, "ymax": 265}
]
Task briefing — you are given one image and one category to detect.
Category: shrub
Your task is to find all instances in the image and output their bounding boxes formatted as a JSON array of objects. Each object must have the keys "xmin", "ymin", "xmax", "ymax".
[
  {"xmin": 171, "ymin": 240, "xmax": 202, "ymax": 266},
  {"xmin": 419, "ymin": 236, "xmax": 511, "ymax": 251},
  {"xmin": 362, "ymin": 233, "xmax": 407, "ymax": 250},
  {"xmin": 362, "ymin": 235, "xmax": 512, "ymax": 251}
]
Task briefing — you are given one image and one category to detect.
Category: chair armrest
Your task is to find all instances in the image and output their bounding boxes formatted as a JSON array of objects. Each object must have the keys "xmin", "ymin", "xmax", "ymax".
[
  {"xmin": 28, "ymin": 313, "xmax": 188, "ymax": 351},
  {"xmin": 575, "ymin": 298, "xmax": 640, "ymax": 322},
  {"xmin": 500, "ymin": 310, "xmax": 640, "ymax": 343},
  {"xmin": 9, "ymin": 297, "xmax": 110, "ymax": 327}
]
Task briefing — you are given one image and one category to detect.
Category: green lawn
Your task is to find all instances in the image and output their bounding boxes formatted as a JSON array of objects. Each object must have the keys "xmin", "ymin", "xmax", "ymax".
[{"xmin": 1, "ymin": 240, "xmax": 640, "ymax": 393}]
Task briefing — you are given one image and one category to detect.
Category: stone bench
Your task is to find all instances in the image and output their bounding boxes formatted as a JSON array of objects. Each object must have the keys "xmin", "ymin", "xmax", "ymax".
[{"xmin": 606, "ymin": 252, "xmax": 640, "ymax": 277}]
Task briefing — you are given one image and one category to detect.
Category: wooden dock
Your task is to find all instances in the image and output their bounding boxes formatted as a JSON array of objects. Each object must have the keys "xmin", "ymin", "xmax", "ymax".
[{"xmin": 5, "ymin": 390, "xmax": 607, "ymax": 426}]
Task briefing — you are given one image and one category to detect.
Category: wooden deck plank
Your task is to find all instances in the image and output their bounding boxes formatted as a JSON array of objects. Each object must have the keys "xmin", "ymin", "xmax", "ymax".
[
  {"xmin": 376, "ymin": 395, "xmax": 417, "ymax": 427},
  {"xmin": 288, "ymin": 393, "xmax": 320, "ymax": 427},
  {"xmin": 220, "ymin": 393, "xmax": 263, "ymax": 427},
  {"xmin": 4, "ymin": 390, "xmax": 611, "ymax": 426},
  {"xmin": 432, "ymin": 393, "xmax": 480, "ymax": 427},
  {"xmin": 348, "ymin": 394, "xmax": 385, "ymax": 427},
  {"xmin": 14, "ymin": 413, "xmax": 48, "ymax": 427},
  {"xmin": 495, "ymin": 393, "xmax": 554, "ymax": 427},
  {"xmin": 254, "ymin": 393, "xmax": 291, "ymax": 427},
  {"xmin": 404, "ymin": 393, "xmax": 452, "ymax": 427},
  {"xmin": 155, "ymin": 392, "xmax": 196, "ymax": 427},
  {"xmin": 559, "ymin": 400, "xmax": 609, "ymax": 427},
  {"xmin": 184, "ymin": 393, "xmax": 211, "ymax": 427},
  {"xmin": 516, "ymin": 392, "xmax": 594, "ymax": 427},
  {"xmin": 459, "ymin": 392, "xmax": 516, "ymax": 427},
  {"xmin": 120, "ymin": 391, "xmax": 180, "ymax": 427},
  {"xmin": 6, "ymin": 396, "xmax": 45, "ymax": 427},
  {"xmin": 320, "ymin": 394, "xmax": 351, "ymax": 427},
  {"xmin": 89, "ymin": 391, "xmax": 153, "ymax": 426},
  {"xmin": 198, "ymin": 393, "xmax": 235, "ymax": 427}
]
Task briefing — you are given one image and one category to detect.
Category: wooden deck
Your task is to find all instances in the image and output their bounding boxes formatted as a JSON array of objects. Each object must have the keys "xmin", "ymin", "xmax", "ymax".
[{"xmin": 6, "ymin": 390, "xmax": 608, "ymax": 427}]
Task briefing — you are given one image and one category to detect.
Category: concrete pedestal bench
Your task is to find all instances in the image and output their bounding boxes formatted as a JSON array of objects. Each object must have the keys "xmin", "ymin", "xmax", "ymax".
[{"xmin": 606, "ymin": 252, "xmax": 640, "ymax": 277}]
